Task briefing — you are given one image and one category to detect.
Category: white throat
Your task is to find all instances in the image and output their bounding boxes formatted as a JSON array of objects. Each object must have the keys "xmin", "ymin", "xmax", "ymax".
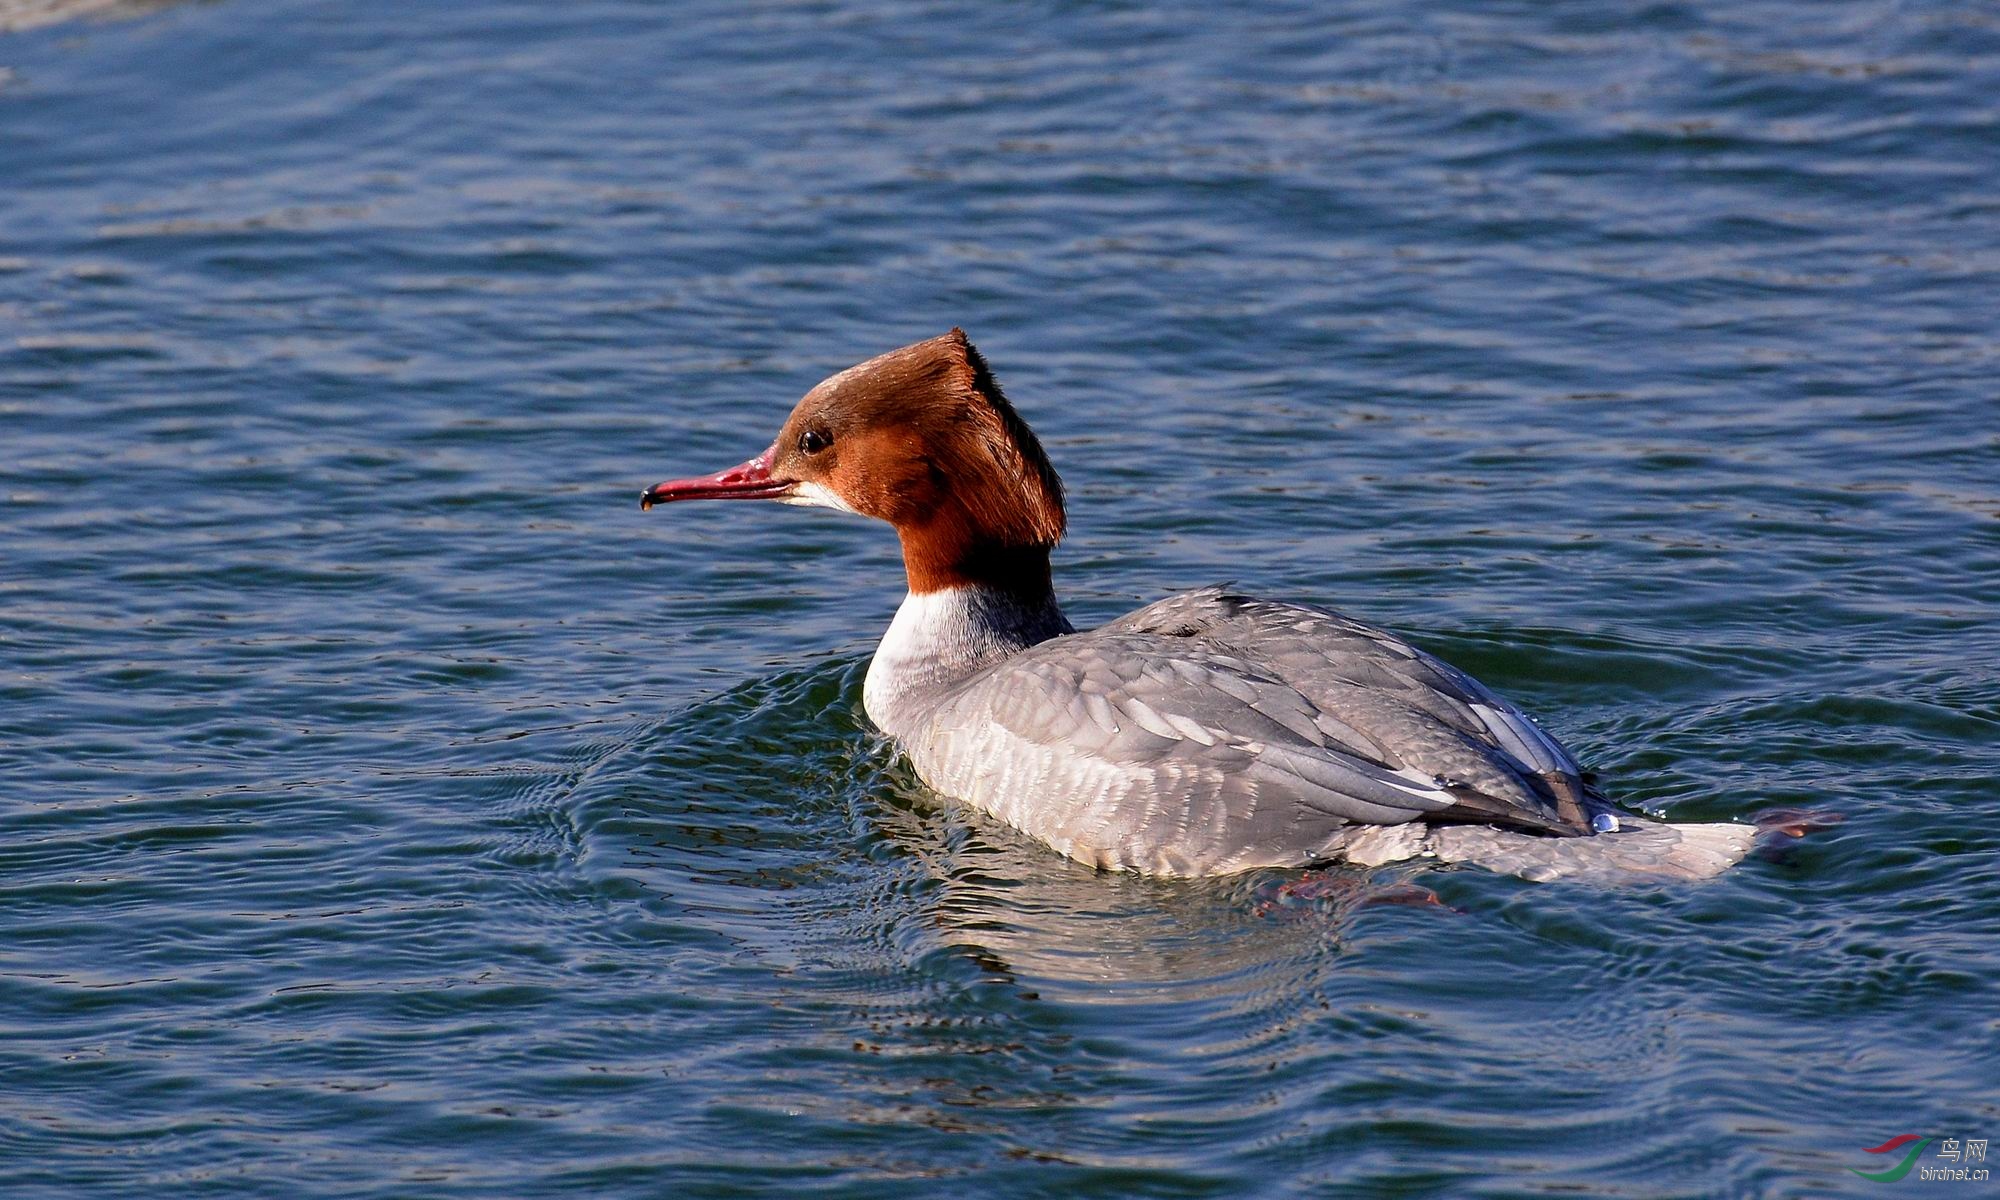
[{"xmin": 862, "ymin": 586, "xmax": 1071, "ymax": 739}]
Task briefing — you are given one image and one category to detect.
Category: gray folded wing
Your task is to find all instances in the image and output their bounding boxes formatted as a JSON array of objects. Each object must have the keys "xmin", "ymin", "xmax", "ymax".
[
  {"xmin": 1103, "ymin": 586, "xmax": 1600, "ymax": 826},
  {"xmin": 908, "ymin": 586, "xmax": 1601, "ymax": 876}
]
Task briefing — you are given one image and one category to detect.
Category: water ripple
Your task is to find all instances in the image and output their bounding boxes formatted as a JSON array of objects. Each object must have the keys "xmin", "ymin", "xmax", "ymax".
[{"xmin": 3, "ymin": 0, "xmax": 1997, "ymax": 1195}]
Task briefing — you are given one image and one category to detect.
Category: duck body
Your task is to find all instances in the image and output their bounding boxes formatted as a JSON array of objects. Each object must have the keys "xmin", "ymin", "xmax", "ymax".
[
  {"xmin": 643, "ymin": 330, "xmax": 1754, "ymax": 883},
  {"xmin": 864, "ymin": 584, "xmax": 1611, "ymax": 877}
]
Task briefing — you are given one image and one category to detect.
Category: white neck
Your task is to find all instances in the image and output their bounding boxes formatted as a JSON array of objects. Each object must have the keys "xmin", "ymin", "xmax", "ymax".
[{"xmin": 862, "ymin": 585, "xmax": 1071, "ymax": 739}]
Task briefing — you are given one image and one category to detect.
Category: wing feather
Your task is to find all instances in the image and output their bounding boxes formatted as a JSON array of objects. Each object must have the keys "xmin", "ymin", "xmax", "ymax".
[{"xmin": 898, "ymin": 586, "xmax": 1601, "ymax": 875}]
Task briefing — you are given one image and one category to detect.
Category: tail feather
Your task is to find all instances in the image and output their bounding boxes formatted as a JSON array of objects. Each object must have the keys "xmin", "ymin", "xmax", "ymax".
[
  {"xmin": 1317, "ymin": 817, "xmax": 1759, "ymax": 884},
  {"xmin": 1428, "ymin": 817, "xmax": 1756, "ymax": 883}
]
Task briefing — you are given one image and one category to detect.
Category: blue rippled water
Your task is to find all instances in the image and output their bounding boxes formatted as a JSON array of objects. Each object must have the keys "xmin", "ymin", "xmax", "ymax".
[{"xmin": 3, "ymin": 2, "xmax": 1997, "ymax": 1196}]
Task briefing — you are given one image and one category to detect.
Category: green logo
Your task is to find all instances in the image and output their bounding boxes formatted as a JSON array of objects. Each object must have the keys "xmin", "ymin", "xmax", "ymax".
[{"xmin": 1851, "ymin": 1135, "xmax": 1931, "ymax": 1182}]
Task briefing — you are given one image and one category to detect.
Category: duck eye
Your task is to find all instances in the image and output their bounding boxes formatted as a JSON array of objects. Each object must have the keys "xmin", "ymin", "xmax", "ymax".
[{"xmin": 798, "ymin": 429, "xmax": 832, "ymax": 455}]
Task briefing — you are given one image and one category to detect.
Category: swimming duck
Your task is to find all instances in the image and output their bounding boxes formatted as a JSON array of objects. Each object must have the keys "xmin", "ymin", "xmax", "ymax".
[{"xmin": 642, "ymin": 330, "xmax": 1756, "ymax": 882}]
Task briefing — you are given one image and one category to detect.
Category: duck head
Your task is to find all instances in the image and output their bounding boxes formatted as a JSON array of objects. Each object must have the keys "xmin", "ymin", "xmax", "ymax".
[{"xmin": 643, "ymin": 330, "xmax": 1066, "ymax": 597}]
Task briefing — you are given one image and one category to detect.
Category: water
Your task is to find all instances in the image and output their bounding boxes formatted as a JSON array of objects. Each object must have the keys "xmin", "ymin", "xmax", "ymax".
[{"xmin": 3, "ymin": 2, "xmax": 1997, "ymax": 1195}]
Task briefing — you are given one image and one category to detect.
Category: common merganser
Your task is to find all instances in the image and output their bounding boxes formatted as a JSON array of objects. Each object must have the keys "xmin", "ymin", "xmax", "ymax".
[{"xmin": 642, "ymin": 330, "xmax": 1758, "ymax": 883}]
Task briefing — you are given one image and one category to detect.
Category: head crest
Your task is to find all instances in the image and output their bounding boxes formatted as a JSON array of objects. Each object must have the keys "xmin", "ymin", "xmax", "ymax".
[{"xmin": 938, "ymin": 329, "xmax": 1066, "ymax": 547}]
